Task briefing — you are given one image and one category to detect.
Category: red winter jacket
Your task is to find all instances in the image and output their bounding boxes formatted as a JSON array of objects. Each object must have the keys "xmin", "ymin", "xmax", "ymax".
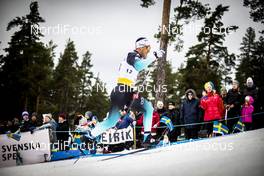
[
  {"xmin": 137, "ymin": 112, "xmax": 160, "ymax": 135},
  {"xmin": 200, "ymin": 92, "xmax": 224, "ymax": 121}
]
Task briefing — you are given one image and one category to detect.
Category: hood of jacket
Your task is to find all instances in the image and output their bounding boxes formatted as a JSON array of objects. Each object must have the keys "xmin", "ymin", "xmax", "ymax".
[{"xmin": 185, "ymin": 89, "xmax": 198, "ymax": 99}]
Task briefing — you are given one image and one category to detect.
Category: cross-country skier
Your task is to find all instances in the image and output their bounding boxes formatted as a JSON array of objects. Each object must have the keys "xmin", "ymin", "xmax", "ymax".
[{"xmin": 85, "ymin": 37, "xmax": 165, "ymax": 144}]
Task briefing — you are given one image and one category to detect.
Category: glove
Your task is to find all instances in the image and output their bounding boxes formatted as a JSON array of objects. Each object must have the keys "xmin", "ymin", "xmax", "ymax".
[
  {"xmin": 153, "ymin": 49, "xmax": 165, "ymax": 58},
  {"xmin": 132, "ymin": 120, "xmax": 137, "ymax": 127}
]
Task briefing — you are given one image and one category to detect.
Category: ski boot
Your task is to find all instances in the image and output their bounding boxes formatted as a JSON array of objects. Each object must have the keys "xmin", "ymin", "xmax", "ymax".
[
  {"xmin": 82, "ymin": 129, "xmax": 95, "ymax": 142},
  {"xmin": 142, "ymin": 132, "xmax": 153, "ymax": 148}
]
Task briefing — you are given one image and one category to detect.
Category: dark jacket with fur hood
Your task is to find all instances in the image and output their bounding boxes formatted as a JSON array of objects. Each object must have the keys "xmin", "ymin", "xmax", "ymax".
[{"xmin": 180, "ymin": 89, "xmax": 200, "ymax": 129}]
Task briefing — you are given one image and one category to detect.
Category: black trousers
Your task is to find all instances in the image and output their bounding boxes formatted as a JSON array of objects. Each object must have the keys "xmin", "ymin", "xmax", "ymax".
[
  {"xmin": 110, "ymin": 84, "xmax": 145, "ymax": 112},
  {"xmin": 185, "ymin": 128, "xmax": 199, "ymax": 140},
  {"xmin": 169, "ymin": 128, "xmax": 180, "ymax": 142},
  {"xmin": 244, "ymin": 122, "xmax": 253, "ymax": 131}
]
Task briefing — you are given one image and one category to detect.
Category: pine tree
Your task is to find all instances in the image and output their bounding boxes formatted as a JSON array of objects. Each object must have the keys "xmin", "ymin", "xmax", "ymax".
[
  {"xmin": 244, "ymin": 0, "xmax": 264, "ymax": 33},
  {"xmin": 37, "ymin": 41, "xmax": 57, "ymax": 114},
  {"xmin": 78, "ymin": 51, "xmax": 93, "ymax": 112},
  {"xmin": 0, "ymin": 1, "xmax": 54, "ymax": 118},
  {"xmin": 176, "ymin": 5, "xmax": 238, "ymax": 97},
  {"xmin": 236, "ymin": 27, "xmax": 264, "ymax": 89},
  {"xmin": 87, "ymin": 75, "xmax": 110, "ymax": 120},
  {"xmin": 236, "ymin": 27, "xmax": 256, "ymax": 87},
  {"xmin": 53, "ymin": 39, "xmax": 80, "ymax": 113}
]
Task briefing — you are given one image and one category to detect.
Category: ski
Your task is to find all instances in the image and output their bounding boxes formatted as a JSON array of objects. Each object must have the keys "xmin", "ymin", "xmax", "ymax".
[{"xmin": 100, "ymin": 148, "xmax": 150, "ymax": 161}]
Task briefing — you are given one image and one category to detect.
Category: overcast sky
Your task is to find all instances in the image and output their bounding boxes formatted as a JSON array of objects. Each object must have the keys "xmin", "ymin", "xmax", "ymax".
[{"xmin": 0, "ymin": 0, "xmax": 263, "ymax": 93}]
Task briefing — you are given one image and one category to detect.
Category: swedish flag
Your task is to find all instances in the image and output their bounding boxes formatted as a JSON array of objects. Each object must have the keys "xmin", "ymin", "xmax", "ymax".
[
  {"xmin": 7, "ymin": 132, "xmax": 21, "ymax": 141},
  {"xmin": 213, "ymin": 121, "xmax": 229, "ymax": 135},
  {"xmin": 160, "ymin": 116, "xmax": 174, "ymax": 132},
  {"xmin": 233, "ymin": 118, "xmax": 245, "ymax": 132}
]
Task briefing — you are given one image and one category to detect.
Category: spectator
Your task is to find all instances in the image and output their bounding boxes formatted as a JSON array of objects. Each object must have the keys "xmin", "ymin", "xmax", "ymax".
[
  {"xmin": 220, "ymin": 87, "xmax": 228, "ymax": 105},
  {"xmin": 56, "ymin": 113, "xmax": 69, "ymax": 151},
  {"xmin": 85, "ymin": 111, "xmax": 98, "ymax": 128},
  {"xmin": 12, "ymin": 117, "xmax": 20, "ymax": 132},
  {"xmin": 156, "ymin": 101, "xmax": 166, "ymax": 117},
  {"xmin": 6, "ymin": 120, "xmax": 13, "ymax": 132},
  {"xmin": 156, "ymin": 100, "xmax": 166, "ymax": 140},
  {"xmin": 115, "ymin": 108, "xmax": 128, "ymax": 129},
  {"xmin": 165, "ymin": 101, "xmax": 181, "ymax": 142},
  {"xmin": 6, "ymin": 117, "xmax": 21, "ymax": 133},
  {"xmin": 243, "ymin": 77, "xmax": 258, "ymax": 103},
  {"xmin": 137, "ymin": 111, "xmax": 160, "ymax": 143},
  {"xmin": 20, "ymin": 111, "xmax": 34, "ymax": 132},
  {"xmin": 181, "ymin": 89, "xmax": 200, "ymax": 140},
  {"xmin": 31, "ymin": 112, "xmax": 40, "ymax": 127},
  {"xmin": 226, "ymin": 80, "xmax": 242, "ymax": 130},
  {"xmin": 116, "ymin": 114, "xmax": 134, "ymax": 129},
  {"xmin": 36, "ymin": 113, "xmax": 58, "ymax": 143},
  {"xmin": 243, "ymin": 77, "xmax": 259, "ymax": 129},
  {"xmin": 74, "ymin": 113, "xmax": 89, "ymax": 132},
  {"xmin": 241, "ymin": 96, "xmax": 254, "ymax": 131},
  {"xmin": 200, "ymin": 82, "xmax": 224, "ymax": 137},
  {"xmin": 116, "ymin": 108, "xmax": 134, "ymax": 129}
]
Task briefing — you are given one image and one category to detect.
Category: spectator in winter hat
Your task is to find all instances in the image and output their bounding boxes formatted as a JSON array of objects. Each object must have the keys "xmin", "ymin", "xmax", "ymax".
[
  {"xmin": 200, "ymin": 82, "xmax": 224, "ymax": 137},
  {"xmin": 20, "ymin": 111, "xmax": 34, "ymax": 132},
  {"xmin": 22, "ymin": 111, "xmax": 29, "ymax": 121},
  {"xmin": 85, "ymin": 111, "xmax": 98, "ymax": 128},
  {"xmin": 241, "ymin": 96, "xmax": 254, "ymax": 131},
  {"xmin": 181, "ymin": 89, "xmax": 200, "ymax": 140}
]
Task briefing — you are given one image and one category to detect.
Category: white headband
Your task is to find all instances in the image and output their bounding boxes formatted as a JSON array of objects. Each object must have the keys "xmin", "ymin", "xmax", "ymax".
[{"xmin": 135, "ymin": 38, "xmax": 150, "ymax": 48}]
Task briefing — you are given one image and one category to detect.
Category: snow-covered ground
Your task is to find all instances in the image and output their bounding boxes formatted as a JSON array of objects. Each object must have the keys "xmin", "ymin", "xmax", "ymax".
[{"xmin": 1, "ymin": 129, "xmax": 264, "ymax": 176}]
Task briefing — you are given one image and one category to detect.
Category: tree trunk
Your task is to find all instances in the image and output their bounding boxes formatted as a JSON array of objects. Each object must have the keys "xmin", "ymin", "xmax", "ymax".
[
  {"xmin": 155, "ymin": 0, "xmax": 171, "ymax": 105},
  {"xmin": 36, "ymin": 86, "xmax": 40, "ymax": 113},
  {"xmin": 24, "ymin": 95, "xmax": 28, "ymax": 111}
]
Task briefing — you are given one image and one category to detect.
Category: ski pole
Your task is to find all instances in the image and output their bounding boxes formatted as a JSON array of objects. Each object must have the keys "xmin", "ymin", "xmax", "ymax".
[
  {"xmin": 225, "ymin": 109, "xmax": 228, "ymax": 125},
  {"xmin": 155, "ymin": 127, "xmax": 169, "ymax": 144},
  {"xmin": 133, "ymin": 124, "xmax": 137, "ymax": 149}
]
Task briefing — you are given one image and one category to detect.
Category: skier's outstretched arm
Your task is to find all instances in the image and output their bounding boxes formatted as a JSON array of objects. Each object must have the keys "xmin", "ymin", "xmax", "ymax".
[
  {"xmin": 134, "ymin": 57, "xmax": 155, "ymax": 71},
  {"xmin": 133, "ymin": 50, "xmax": 165, "ymax": 71}
]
